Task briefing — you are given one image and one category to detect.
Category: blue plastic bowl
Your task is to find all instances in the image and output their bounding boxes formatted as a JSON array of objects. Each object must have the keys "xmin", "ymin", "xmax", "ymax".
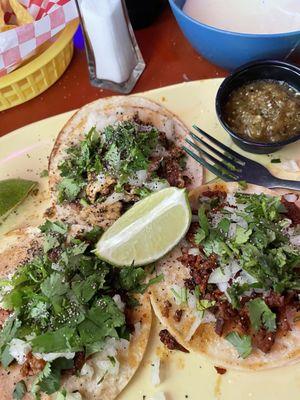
[{"xmin": 169, "ymin": 0, "xmax": 300, "ymax": 71}]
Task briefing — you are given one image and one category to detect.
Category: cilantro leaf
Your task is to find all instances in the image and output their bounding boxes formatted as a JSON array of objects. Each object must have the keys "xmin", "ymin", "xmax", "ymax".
[
  {"xmin": 43, "ymin": 235, "xmax": 59, "ymax": 253},
  {"xmin": 78, "ymin": 296, "xmax": 125, "ymax": 344},
  {"xmin": 194, "ymin": 228, "xmax": 206, "ymax": 244},
  {"xmin": 198, "ymin": 206, "xmax": 209, "ymax": 237},
  {"xmin": 40, "ymin": 220, "xmax": 68, "ymax": 235},
  {"xmin": 31, "ymin": 359, "xmax": 73, "ymax": 398},
  {"xmin": 104, "ymin": 143, "xmax": 120, "ymax": 172},
  {"xmin": 225, "ymin": 332, "xmax": 252, "ymax": 358},
  {"xmin": 117, "ymin": 266, "xmax": 146, "ymax": 292},
  {"xmin": 13, "ymin": 380, "xmax": 27, "ymax": 400},
  {"xmin": 234, "ymin": 226, "xmax": 252, "ymax": 245},
  {"xmin": 39, "ymin": 359, "xmax": 74, "ymax": 395},
  {"xmin": 218, "ymin": 217, "xmax": 230, "ymax": 234},
  {"xmin": 134, "ymin": 187, "xmax": 152, "ymax": 199},
  {"xmin": 83, "ymin": 226, "xmax": 103, "ymax": 243},
  {"xmin": 247, "ymin": 298, "xmax": 277, "ymax": 332},
  {"xmin": 0, "ymin": 314, "xmax": 21, "ymax": 357},
  {"xmin": 1, "ymin": 345, "xmax": 14, "ymax": 368},
  {"xmin": 58, "ymin": 178, "xmax": 83, "ymax": 203},
  {"xmin": 31, "ymin": 327, "xmax": 79, "ymax": 353},
  {"xmin": 41, "ymin": 273, "xmax": 68, "ymax": 300},
  {"xmin": 72, "ymin": 273, "xmax": 106, "ymax": 303}
]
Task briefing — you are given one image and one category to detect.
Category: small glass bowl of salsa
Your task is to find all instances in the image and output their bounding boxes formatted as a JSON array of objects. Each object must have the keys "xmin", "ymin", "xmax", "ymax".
[{"xmin": 216, "ymin": 60, "xmax": 300, "ymax": 154}]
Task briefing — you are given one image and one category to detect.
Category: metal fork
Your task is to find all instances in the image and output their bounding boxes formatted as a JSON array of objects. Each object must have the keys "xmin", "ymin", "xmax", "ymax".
[{"xmin": 183, "ymin": 125, "xmax": 300, "ymax": 191}]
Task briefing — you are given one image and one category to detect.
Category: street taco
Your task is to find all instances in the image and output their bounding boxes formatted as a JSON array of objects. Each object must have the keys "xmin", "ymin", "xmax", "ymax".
[
  {"xmin": 150, "ymin": 182, "xmax": 300, "ymax": 370},
  {"xmin": 48, "ymin": 96, "xmax": 203, "ymax": 229},
  {"xmin": 0, "ymin": 222, "xmax": 152, "ymax": 399}
]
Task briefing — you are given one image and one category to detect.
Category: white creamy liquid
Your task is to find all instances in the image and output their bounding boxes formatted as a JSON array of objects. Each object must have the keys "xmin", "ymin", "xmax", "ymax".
[
  {"xmin": 79, "ymin": 0, "xmax": 137, "ymax": 83},
  {"xmin": 183, "ymin": 0, "xmax": 300, "ymax": 34}
]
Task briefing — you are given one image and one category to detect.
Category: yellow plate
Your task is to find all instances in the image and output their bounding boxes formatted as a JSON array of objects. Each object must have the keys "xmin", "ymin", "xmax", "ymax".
[
  {"xmin": 0, "ymin": 19, "xmax": 79, "ymax": 111},
  {"xmin": 1, "ymin": 79, "xmax": 300, "ymax": 400}
]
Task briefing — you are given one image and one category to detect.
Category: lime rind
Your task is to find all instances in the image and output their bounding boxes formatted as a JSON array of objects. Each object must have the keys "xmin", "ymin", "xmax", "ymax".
[{"xmin": 0, "ymin": 179, "xmax": 38, "ymax": 222}]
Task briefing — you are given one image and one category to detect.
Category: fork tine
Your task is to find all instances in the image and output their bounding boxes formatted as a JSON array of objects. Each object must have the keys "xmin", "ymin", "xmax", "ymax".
[
  {"xmin": 182, "ymin": 146, "xmax": 236, "ymax": 182},
  {"xmin": 192, "ymin": 125, "xmax": 247, "ymax": 165},
  {"xmin": 185, "ymin": 138, "xmax": 239, "ymax": 178},
  {"xmin": 189, "ymin": 132, "xmax": 242, "ymax": 171}
]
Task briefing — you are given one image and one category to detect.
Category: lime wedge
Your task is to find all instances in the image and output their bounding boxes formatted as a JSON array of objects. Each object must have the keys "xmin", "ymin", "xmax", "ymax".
[
  {"xmin": 0, "ymin": 179, "xmax": 38, "ymax": 222},
  {"xmin": 95, "ymin": 187, "xmax": 191, "ymax": 266}
]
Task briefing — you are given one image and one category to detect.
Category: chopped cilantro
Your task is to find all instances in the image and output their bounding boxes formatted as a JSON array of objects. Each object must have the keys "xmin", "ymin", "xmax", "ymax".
[
  {"xmin": 57, "ymin": 121, "xmax": 161, "ymax": 203},
  {"xmin": 225, "ymin": 332, "xmax": 252, "ymax": 358},
  {"xmin": 0, "ymin": 314, "xmax": 21, "ymax": 357},
  {"xmin": 57, "ymin": 178, "xmax": 83, "ymax": 203},
  {"xmin": 194, "ymin": 228, "xmax": 206, "ymax": 245},
  {"xmin": 83, "ymin": 226, "xmax": 103, "ymax": 243},
  {"xmin": 247, "ymin": 298, "xmax": 276, "ymax": 332},
  {"xmin": 196, "ymin": 299, "xmax": 215, "ymax": 316},
  {"xmin": 271, "ymin": 158, "xmax": 281, "ymax": 164},
  {"xmin": 0, "ymin": 220, "xmax": 156, "ymax": 399},
  {"xmin": 134, "ymin": 187, "xmax": 152, "ymax": 198},
  {"xmin": 198, "ymin": 206, "xmax": 209, "ymax": 236},
  {"xmin": 234, "ymin": 226, "xmax": 252, "ymax": 245},
  {"xmin": 218, "ymin": 218, "xmax": 230, "ymax": 234},
  {"xmin": 40, "ymin": 220, "xmax": 68, "ymax": 235}
]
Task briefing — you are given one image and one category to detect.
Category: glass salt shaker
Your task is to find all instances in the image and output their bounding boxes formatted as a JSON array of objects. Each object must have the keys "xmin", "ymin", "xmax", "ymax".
[{"xmin": 75, "ymin": 0, "xmax": 145, "ymax": 94}]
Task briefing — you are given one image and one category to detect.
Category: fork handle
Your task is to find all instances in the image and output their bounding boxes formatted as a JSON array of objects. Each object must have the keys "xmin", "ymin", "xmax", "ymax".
[{"xmin": 267, "ymin": 177, "xmax": 300, "ymax": 191}]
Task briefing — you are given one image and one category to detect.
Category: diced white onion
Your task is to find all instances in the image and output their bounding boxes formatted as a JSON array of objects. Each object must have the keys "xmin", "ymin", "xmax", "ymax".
[
  {"xmin": 100, "ymin": 338, "xmax": 118, "ymax": 357},
  {"xmin": 228, "ymin": 223, "xmax": 237, "ymax": 239},
  {"xmin": 96, "ymin": 173, "xmax": 106, "ymax": 185},
  {"xmin": 80, "ymin": 362, "xmax": 94, "ymax": 378},
  {"xmin": 96, "ymin": 358, "xmax": 120, "ymax": 376},
  {"xmin": 151, "ymin": 357, "xmax": 161, "ymax": 387},
  {"xmin": 226, "ymin": 194, "xmax": 237, "ymax": 206},
  {"xmin": 208, "ymin": 262, "xmax": 240, "ymax": 285},
  {"xmin": 9, "ymin": 339, "xmax": 31, "ymax": 365},
  {"xmin": 217, "ymin": 282, "xmax": 229, "ymax": 292},
  {"xmin": 128, "ymin": 170, "xmax": 148, "ymax": 186},
  {"xmin": 284, "ymin": 194, "xmax": 298, "ymax": 203},
  {"xmin": 188, "ymin": 248, "xmax": 200, "ymax": 256},
  {"xmin": 34, "ymin": 352, "xmax": 75, "ymax": 362},
  {"xmin": 113, "ymin": 294, "xmax": 125, "ymax": 312},
  {"xmin": 290, "ymin": 235, "xmax": 300, "ymax": 246},
  {"xmin": 187, "ymin": 293, "xmax": 197, "ymax": 309},
  {"xmin": 202, "ymin": 311, "xmax": 217, "ymax": 324},
  {"xmin": 116, "ymin": 338, "xmax": 130, "ymax": 352},
  {"xmin": 102, "ymin": 192, "xmax": 125, "ymax": 205},
  {"xmin": 145, "ymin": 180, "xmax": 170, "ymax": 192},
  {"xmin": 235, "ymin": 271, "xmax": 257, "ymax": 285},
  {"xmin": 51, "ymin": 263, "xmax": 64, "ymax": 272}
]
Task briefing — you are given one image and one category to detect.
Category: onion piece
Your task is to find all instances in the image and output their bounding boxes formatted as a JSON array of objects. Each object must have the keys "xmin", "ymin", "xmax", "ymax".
[
  {"xmin": 284, "ymin": 193, "xmax": 298, "ymax": 203},
  {"xmin": 188, "ymin": 248, "xmax": 200, "ymax": 256},
  {"xmin": 102, "ymin": 192, "xmax": 125, "ymax": 205},
  {"xmin": 185, "ymin": 313, "xmax": 203, "ymax": 341}
]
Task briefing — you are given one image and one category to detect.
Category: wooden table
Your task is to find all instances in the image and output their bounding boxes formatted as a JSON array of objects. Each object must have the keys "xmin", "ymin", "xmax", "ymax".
[{"xmin": 0, "ymin": 6, "xmax": 227, "ymax": 138}]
